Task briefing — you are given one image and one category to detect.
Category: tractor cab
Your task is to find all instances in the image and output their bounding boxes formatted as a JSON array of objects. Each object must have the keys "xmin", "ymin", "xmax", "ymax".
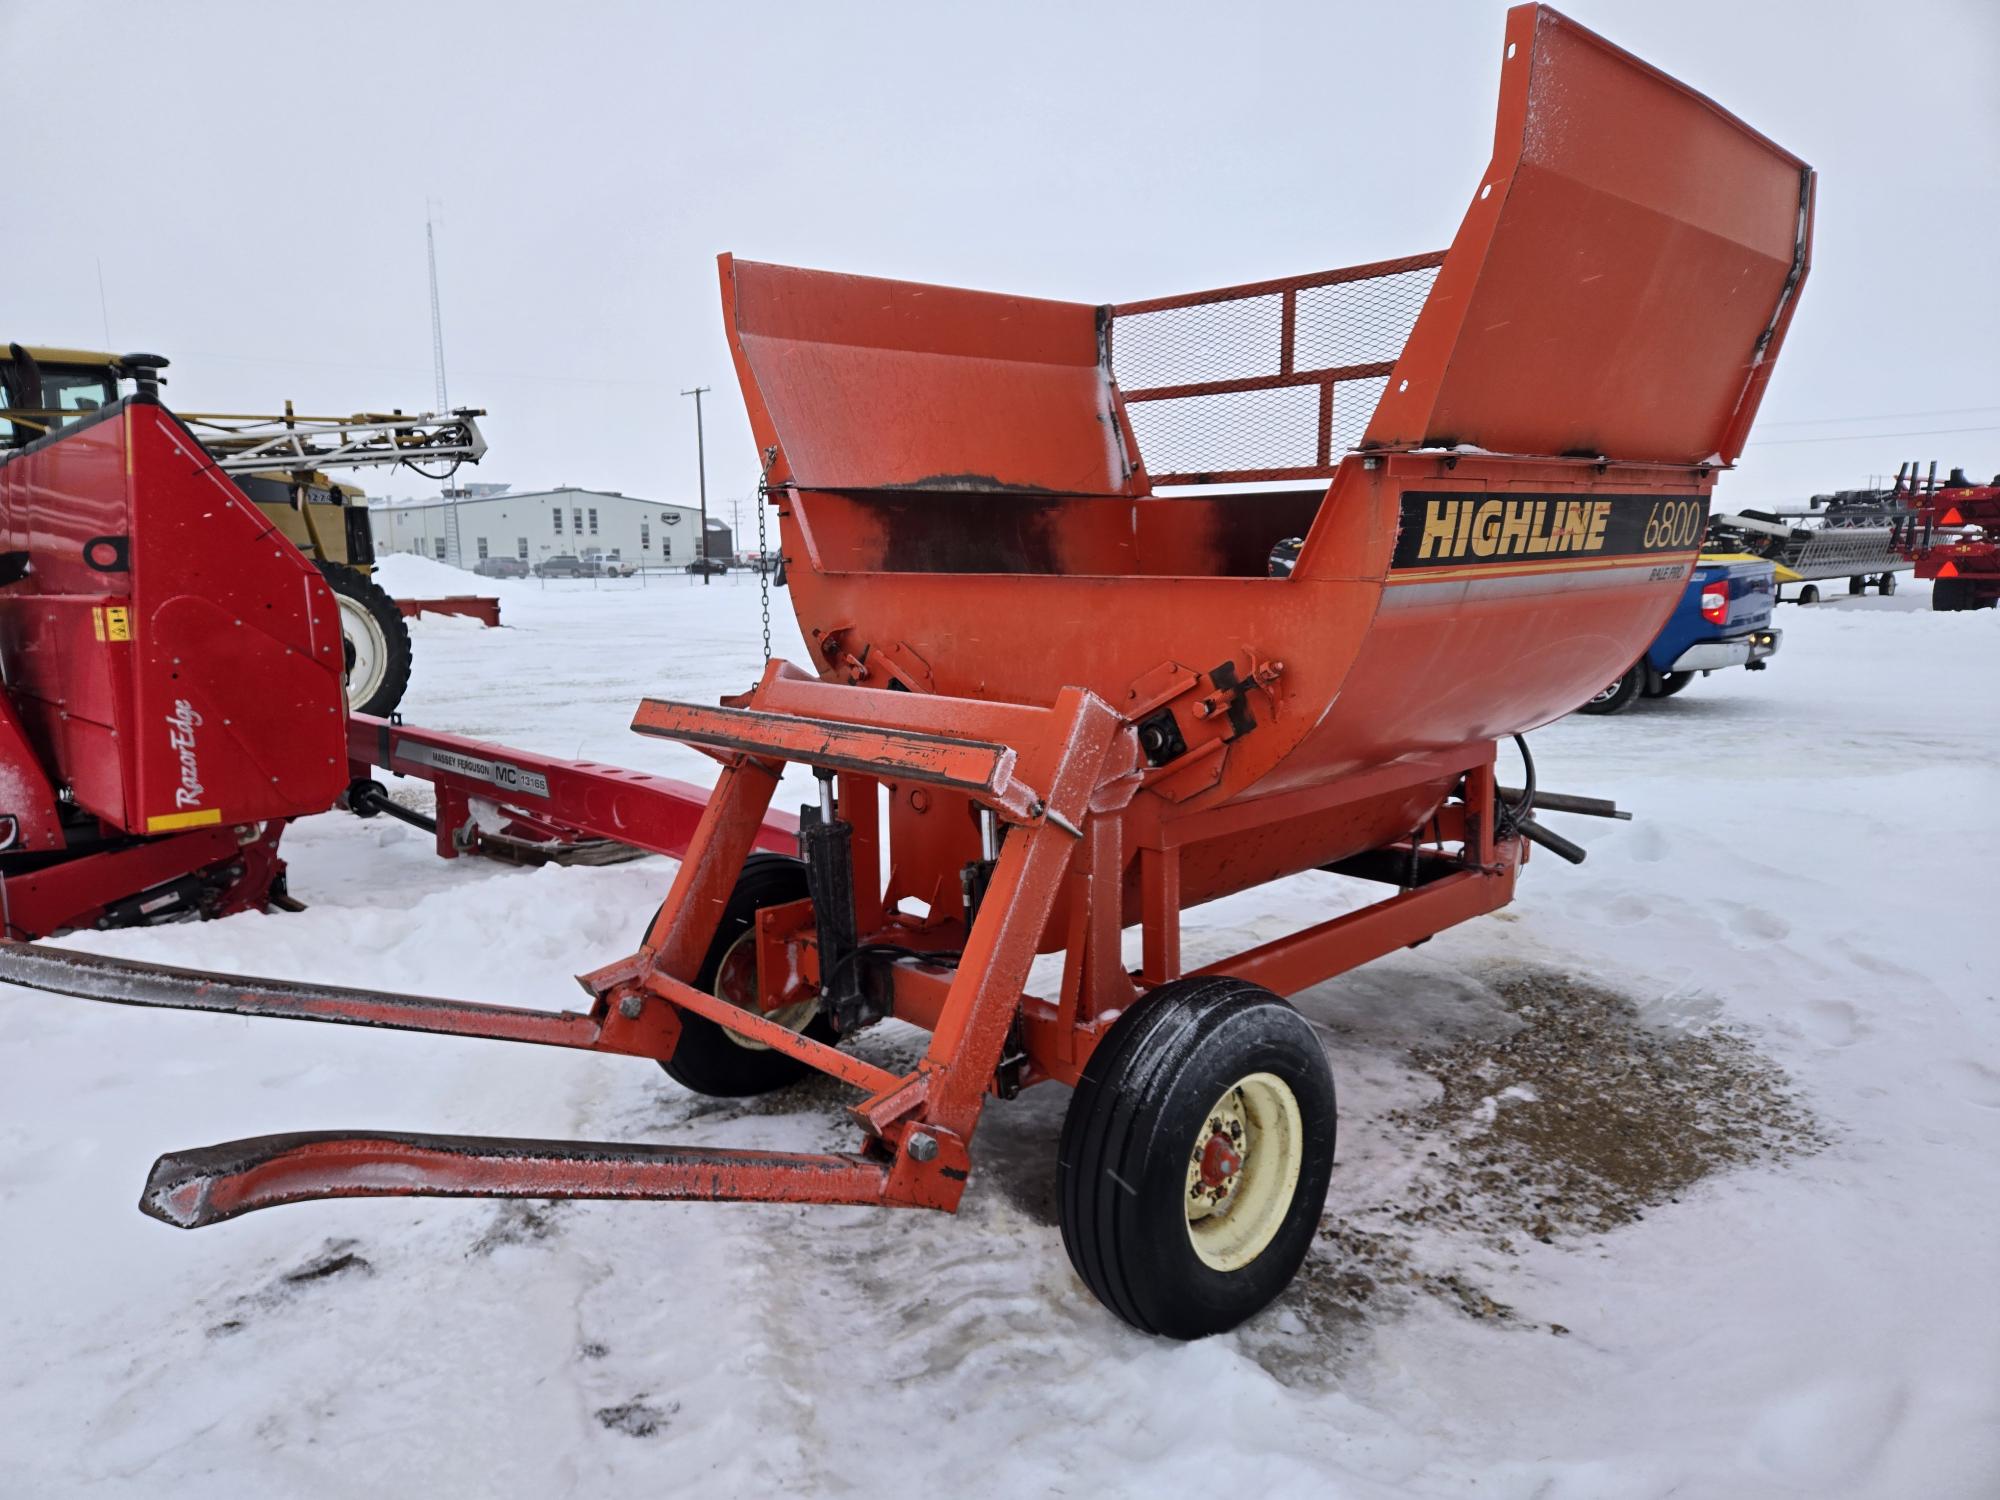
[
  {"xmin": 0, "ymin": 345, "xmax": 157, "ymax": 448},
  {"xmin": 5, "ymin": 347, "xmax": 371, "ymax": 568}
]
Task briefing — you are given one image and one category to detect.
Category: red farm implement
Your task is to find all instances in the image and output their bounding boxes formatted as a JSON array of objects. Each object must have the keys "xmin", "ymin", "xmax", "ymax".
[
  {"xmin": 0, "ymin": 5, "xmax": 1813, "ymax": 1336},
  {"xmin": 0, "ymin": 395, "xmax": 788, "ymax": 934},
  {"xmin": 1892, "ymin": 462, "xmax": 2000, "ymax": 611},
  {"xmin": 394, "ymin": 595, "xmax": 502, "ymax": 628}
]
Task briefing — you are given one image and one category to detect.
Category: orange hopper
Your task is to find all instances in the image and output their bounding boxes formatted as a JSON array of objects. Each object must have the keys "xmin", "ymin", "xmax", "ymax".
[{"xmin": 710, "ymin": 1, "xmax": 1810, "ymax": 917}]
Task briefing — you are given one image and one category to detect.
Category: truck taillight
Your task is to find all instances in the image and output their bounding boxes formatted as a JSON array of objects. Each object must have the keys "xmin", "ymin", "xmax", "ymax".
[{"xmin": 1700, "ymin": 580, "xmax": 1730, "ymax": 624}]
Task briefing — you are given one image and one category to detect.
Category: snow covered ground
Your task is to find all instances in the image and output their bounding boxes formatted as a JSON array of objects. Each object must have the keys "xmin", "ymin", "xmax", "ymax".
[{"xmin": 1, "ymin": 555, "xmax": 1994, "ymax": 1499}]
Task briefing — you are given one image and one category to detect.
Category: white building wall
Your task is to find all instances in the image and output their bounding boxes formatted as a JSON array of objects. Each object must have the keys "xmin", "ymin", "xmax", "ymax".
[{"xmin": 370, "ymin": 490, "xmax": 705, "ymax": 569}]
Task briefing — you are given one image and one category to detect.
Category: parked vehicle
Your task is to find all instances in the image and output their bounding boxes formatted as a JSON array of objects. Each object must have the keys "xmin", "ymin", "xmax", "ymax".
[
  {"xmin": 535, "ymin": 554, "xmax": 592, "ymax": 578},
  {"xmin": 474, "ymin": 556, "xmax": 529, "ymax": 579},
  {"xmin": 1578, "ymin": 556, "xmax": 1781, "ymax": 713},
  {"xmin": 743, "ymin": 553, "xmax": 789, "ymax": 586},
  {"xmin": 684, "ymin": 557, "xmax": 730, "ymax": 576}
]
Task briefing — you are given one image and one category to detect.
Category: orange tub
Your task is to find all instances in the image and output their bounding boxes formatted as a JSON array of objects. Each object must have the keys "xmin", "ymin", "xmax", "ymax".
[{"xmin": 719, "ymin": 4, "xmax": 1812, "ymax": 909}]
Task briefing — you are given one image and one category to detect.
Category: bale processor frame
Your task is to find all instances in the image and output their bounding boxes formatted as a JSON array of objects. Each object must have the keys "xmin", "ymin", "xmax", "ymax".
[{"xmin": 5, "ymin": 663, "xmax": 1519, "ymax": 1228}]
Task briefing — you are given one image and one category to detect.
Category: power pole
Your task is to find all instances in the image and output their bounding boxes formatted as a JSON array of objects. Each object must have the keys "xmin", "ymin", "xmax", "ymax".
[
  {"xmin": 95, "ymin": 257, "xmax": 112, "ymax": 347},
  {"xmin": 681, "ymin": 385, "xmax": 711, "ymax": 585},
  {"xmin": 426, "ymin": 205, "xmax": 450, "ymax": 414}
]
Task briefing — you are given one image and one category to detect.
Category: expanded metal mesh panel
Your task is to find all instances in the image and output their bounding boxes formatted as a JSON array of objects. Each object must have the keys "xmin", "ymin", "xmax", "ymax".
[
  {"xmin": 1122, "ymin": 379, "xmax": 1389, "ymax": 482},
  {"xmin": 1293, "ymin": 267, "xmax": 1439, "ymax": 370},
  {"xmin": 1110, "ymin": 254, "xmax": 1442, "ymax": 484},
  {"xmin": 1113, "ymin": 296, "xmax": 1283, "ymax": 393}
]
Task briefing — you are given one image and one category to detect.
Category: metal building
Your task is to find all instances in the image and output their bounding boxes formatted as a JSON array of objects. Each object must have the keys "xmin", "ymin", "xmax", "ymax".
[{"xmin": 370, "ymin": 487, "xmax": 707, "ymax": 570}]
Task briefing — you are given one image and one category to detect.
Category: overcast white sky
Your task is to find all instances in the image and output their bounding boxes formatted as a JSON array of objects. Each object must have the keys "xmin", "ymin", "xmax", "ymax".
[{"xmin": 10, "ymin": 0, "xmax": 1997, "ymax": 514}]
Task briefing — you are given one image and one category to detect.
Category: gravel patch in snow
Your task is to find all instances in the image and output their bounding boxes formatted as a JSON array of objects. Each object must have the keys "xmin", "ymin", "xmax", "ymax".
[
  {"xmin": 1390, "ymin": 968, "xmax": 1825, "ymax": 1242},
  {"xmin": 1245, "ymin": 965, "xmax": 1825, "ymax": 1387}
]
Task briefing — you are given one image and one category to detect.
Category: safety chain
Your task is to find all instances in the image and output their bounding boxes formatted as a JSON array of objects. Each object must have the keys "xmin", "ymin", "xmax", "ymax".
[{"xmin": 756, "ymin": 445, "xmax": 776, "ymax": 662}]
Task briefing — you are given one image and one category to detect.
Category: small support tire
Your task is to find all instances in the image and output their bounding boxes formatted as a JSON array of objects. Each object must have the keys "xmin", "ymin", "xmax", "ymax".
[
  {"xmin": 1057, "ymin": 976, "xmax": 1336, "ymax": 1339},
  {"xmin": 658, "ymin": 853, "xmax": 835, "ymax": 1097}
]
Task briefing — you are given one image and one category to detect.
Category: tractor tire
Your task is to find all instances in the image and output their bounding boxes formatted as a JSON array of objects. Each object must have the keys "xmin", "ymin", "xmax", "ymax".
[
  {"xmin": 658, "ymin": 853, "xmax": 836, "ymax": 1098},
  {"xmin": 1849, "ymin": 575, "xmax": 1867, "ymax": 596},
  {"xmin": 1799, "ymin": 583, "xmax": 1820, "ymax": 605},
  {"xmin": 1057, "ymin": 976, "xmax": 1336, "ymax": 1339},
  {"xmin": 1654, "ymin": 671, "xmax": 1695, "ymax": 698},
  {"xmin": 1933, "ymin": 578, "xmax": 1972, "ymax": 612},
  {"xmin": 1878, "ymin": 572, "xmax": 1897, "ymax": 596},
  {"xmin": 318, "ymin": 562, "xmax": 412, "ymax": 717},
  {"xmin": 1577, "ymin": 666, "xmax": 1644, "ymax": 715}
]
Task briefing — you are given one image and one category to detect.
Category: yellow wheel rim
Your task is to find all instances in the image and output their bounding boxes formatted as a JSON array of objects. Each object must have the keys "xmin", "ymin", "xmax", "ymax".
[
  {"xmin": 1184, "ymin": 1071, "xmax": 1304, "ymax": 1272},
  {"xmin": 711, "ymin": 929, "xmax": 818, "ymax": 1052}
]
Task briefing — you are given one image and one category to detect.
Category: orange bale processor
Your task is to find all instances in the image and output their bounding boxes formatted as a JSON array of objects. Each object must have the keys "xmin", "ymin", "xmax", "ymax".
[{"xmin": 1, "ymin": 5, "xmax": 1812, "ymax": 1336}]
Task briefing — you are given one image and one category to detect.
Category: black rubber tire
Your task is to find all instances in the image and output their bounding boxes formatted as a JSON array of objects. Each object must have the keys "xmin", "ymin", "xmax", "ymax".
[
  {"xmin": 317, "ymin": 562, "xmax": 412, "ymax": 717},
  {"xmin": 1848, "ymin": 575, "xmax": 1867, "ymax": 596},
  {"xmin": 1576, "ymin": 665, "xmax": 1644, "ymax": 716},
  {"xmin": 1057, "ymin": 976, "xmax": 1337, "ymax": 1340},
  {"xmin": 1654, "ymin": 671, "xmax": 1695, "ymax": 698},
  {"xmin": 1933, "ymin": 578, "xmax": 1971, "ymax": 612},
  {"xmin": 1878, "ymin": 572, "xmax": 1898, "ymax": 596},
  {"xmin": 1799, "ymin": 583, "xmax": 1820, "ymax": 605},
  {"xmin": 658, "ymin": 853, "xmax": 835, "ymax": 1098}
]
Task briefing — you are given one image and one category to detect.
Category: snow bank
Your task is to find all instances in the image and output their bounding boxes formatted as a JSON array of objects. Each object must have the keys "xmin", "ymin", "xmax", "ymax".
[
  {"xmin": 1, "ymin": 577, "xmax": 1995, "ymax": 1498},
  {"xmin": 372, "ymin": 552, "xmax": 496, "ymax": 596}
]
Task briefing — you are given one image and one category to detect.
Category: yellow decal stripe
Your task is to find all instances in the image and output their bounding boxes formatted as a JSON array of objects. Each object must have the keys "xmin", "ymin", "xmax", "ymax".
[
  {"xmin": 146, "ymin": 808, "xmax": 223, "ymax": 833},
  {"xmin": 1387, "ymin": 552, "xmax": 1696, "ymax": 584}
]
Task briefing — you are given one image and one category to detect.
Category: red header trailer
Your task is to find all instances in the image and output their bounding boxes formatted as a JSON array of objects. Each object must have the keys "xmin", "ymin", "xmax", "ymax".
[
  {"xmin": 0, "ymin": 395, "xmax": 784, "ymax": 936},
  {"xmin": 0, "ymin": 398, "xmax": 350, "ymax": 932},
  {"xmin": 1893, "ymin": 463, "xmax": 2000, "ymax": 611}
]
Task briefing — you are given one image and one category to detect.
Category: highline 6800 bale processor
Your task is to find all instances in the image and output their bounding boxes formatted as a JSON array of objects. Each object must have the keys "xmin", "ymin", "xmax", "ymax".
[{"xmin": 0, "ymin": 5, "xmax": 1812, "ymax": 1336}]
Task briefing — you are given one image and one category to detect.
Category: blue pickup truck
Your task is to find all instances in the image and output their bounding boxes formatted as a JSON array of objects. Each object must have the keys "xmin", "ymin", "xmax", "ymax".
[{"xmin": 1578, "ymin": 556, "xmax": 1781, "ymax": 714}]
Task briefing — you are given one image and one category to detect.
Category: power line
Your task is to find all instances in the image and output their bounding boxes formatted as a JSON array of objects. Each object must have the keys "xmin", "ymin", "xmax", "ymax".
[
  {"xmin": 1755, "ymin": 403, "xmax": 2000, "ymax": 428},
  {"xmin": 1746, "ymin": 424, "xmax": 2000, "ymax": 448},
  {"xmin": 182, "ymin": 348, "xmax": 662, "ymax": 390},
  {"xmin": 155, "ymin": 344, "xmax": 2000, "ymax": 446}
]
